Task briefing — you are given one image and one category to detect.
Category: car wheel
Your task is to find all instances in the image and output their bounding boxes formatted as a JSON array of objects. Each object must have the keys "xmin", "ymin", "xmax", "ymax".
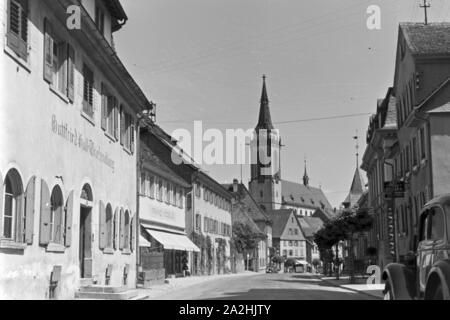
[
  {"xmin": 432, "ymin": 284, "xmax": 444, "ymax": 300},
  {"xmin": 383, "ymin": 282, "xmax": 394, "ymax": 300}
]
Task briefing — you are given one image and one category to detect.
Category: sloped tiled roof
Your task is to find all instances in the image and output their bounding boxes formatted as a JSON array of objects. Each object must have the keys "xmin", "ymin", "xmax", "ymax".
[
  {"xmin": 281, "ymin": 180, "xmax": 333, "ymax": 210},
  {"xmin": 313, "ymin": 207, "xmax": 336, "ymax": 221},
  {"xmin": 427, "ymin": 101, "xmax": 450, "ymax": 113},
  {"xmin": 384, "ymin": 95, "xmax": 398, "ymax": 129},
  {"xmin": 232, "ymin": 204, "xmax": 265, "ymax": 236},
  {"xmin": 222, "ymin": 183, "xmax": 270, "ymax": 222},
  {"xmin": 298, "ymin": 217, "xmax": 324, "ymax": 238},
  {"xmin": 401, "ymin": 22, "xmax": 450, "ymax": 56},
  {"xmin": 343, "ymin": 168, "xmax": 366, "ymax": 208},
  {"xmin": 140, "ymin": 142, "xmax": 191, "ymax": 188},
  {"xmin": 265, "ymin": 209, "xmax": 295, "ymax": 238}
]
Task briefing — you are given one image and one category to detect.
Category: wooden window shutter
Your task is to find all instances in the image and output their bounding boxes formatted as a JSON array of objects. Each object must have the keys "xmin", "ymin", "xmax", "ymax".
[
  {"xmin": 43, "ymin": 18, "xmax": 54, "ymax": 84},
  {"xmin": 67, "ymin": 43, "xmax": 75, "ymax": 102},
  {"xmin": 130, "ymin": 215, "xmax": 136, "ymax": 252},
  {"xmin": 119, "ymin": 208, "xmax": 125, "ymax": 249},
  {"xmin": 7, "ymin": 0, "xmax": 28, "ymax": 60},
  {"xmin": 113, "ymin": 208, "xmax": 119, "ymax": 250},
  {"xmin": 120, "ymin": 105, "xmax": 125, "ymax": 146},
  {"xmin": 12, "ymin": 192, "xmax": 24, "ymax": 243},
  {"xmin": 113, "ymin": 98, "xmax": 119, "ymax": 140},
  {"xmin": 24, "ymin": 176, "xmax": 36, "ymax": 245},
  {"xmin": 64, "ymin": 191, "xmax": 74, "ymax": 247},
  {"xmin": 0, "ymin": 172, "xmax": 3, "ymax": 235},
  {"xmin": 99, "ymin": 200, "xmax": 106, "ymax": 250},
  {"xmin": 131, "ymin": 122, "xmax": 135, "ymax": 154},
  {"xmin": 101, "ymin": 84, "xmax": 107, "ymax": 131},
  {"xmin": 39, "ymin": 180, "xmax": 51, "ymax": 245}
]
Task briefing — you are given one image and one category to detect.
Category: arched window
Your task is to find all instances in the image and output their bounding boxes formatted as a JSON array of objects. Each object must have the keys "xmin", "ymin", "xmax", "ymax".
[
  {"xmin": 124, "ymin": 210, "xmax": 130, "ymax": 250},
  {"xmin": 105, "ymin": 204, "xmax": 113, "ymax": 249},
  {"xmin": 50, "ymin": 186, "xmax": 64, "ymax": 244},
  {"xmin": 2, "ymin": 169, "xmax": 24, "ymax": 240},
  {"xmin": 81, "ymin": 184, "xmax": 93, "ymax": 203}
]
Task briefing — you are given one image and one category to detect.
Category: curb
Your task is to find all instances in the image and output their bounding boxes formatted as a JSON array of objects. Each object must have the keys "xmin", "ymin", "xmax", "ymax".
[{"xmin": 317, "ymin": 276, "xmax": 383, "ymax": 300}]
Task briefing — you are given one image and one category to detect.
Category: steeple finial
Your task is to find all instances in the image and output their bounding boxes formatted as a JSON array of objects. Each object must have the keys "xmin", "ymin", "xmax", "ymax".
[
  {"xmin": 420, "ymin": 0, "xmax": 430, "ymax": 25},
  {"xmin": 261, "ymin": 74, "xmax": 269, "ymax": 104},
  {"xmin": 303, "ymin": 156, "xmax": 310, "ymax": 187},
  {"xmin": 256, "ymin": 75, "xmax": 274, "ymax": 130}
]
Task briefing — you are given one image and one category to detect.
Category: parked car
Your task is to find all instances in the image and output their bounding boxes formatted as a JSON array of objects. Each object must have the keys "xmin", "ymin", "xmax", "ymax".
[
  {"xmin": 284, "ymin": 258, "xmax": 308, "ymax": 273},
  {"xmin": 383, "ymin": 194, "xmax": 450, "ymax": 300}
]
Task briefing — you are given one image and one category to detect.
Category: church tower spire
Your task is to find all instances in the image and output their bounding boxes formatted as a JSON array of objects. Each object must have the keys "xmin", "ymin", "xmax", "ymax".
[
  {"xmin": 303, "ymin": 158, "xmax": 310, "ymax": 187},
  {"xmin": 256, "ymin": 75, "xmax": 274, "ymax": 130},
  {"xmin": 250, "ymin": 75, "xmax": 282, "ymax": 211}
]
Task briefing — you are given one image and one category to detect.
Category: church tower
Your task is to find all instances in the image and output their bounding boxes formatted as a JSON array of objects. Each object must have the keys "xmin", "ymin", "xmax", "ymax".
[
  {"xmin": 303, "ymin": 159, "xmax": 309, "ymax": 187},
  {"xmin": 249, "ymin": 76, "xmax": 282, "ymax": 211}
]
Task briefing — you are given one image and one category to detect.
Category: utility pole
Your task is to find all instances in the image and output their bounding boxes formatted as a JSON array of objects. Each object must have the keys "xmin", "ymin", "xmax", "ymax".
[
  {"xmin": 420, "ymin": 0, "xmax": 430, "ymax": 25},
  {"xmin": 353, "ymin": 130, "xmax": 359, "ymax": 168}
]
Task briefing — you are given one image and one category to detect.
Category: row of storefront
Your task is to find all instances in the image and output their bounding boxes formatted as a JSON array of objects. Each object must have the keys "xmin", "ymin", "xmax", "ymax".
[{"xmin": 137, "ymin": 120, "xmax": 233, "ymax": 283}]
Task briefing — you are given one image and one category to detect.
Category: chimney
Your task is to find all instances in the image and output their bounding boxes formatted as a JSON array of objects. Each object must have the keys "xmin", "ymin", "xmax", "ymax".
[{"xmin": 233, "ymin": 179, "xmax": 239, "ymax": 193}]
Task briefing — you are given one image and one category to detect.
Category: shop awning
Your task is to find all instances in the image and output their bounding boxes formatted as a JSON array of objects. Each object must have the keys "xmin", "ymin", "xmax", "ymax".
[
  {"xmin": 145, "ymin": 229, "xmax": 200, "ymax": 253},
  {"xmin": 139, "ymin": 235, "xmax": 152, "ymax": 248}
]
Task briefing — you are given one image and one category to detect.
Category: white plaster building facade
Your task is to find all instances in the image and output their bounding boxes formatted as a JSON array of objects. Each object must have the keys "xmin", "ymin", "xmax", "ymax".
[{"xmin": 0, "ymin": 0, "xmax": 151, "ymax": 299}]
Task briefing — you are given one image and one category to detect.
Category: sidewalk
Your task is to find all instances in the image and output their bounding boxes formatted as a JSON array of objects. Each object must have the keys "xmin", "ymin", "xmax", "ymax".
[
  {"xmin": 137, "ymin": 272, "xmax": 260, "ymax": 300},
  {"xmin": 320, "ymin": 276, "xmax": 385, "ymax": 300}
]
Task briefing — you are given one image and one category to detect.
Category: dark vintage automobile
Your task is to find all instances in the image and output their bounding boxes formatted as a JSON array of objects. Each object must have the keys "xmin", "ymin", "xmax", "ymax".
[
  {"xmin": 266, "ymin": 264, "xmax": 279, "ymax": 274},
  {"xmin": 284, "ymin": 258, "xmax": 308, "ymax": 273},
  {"xmin": 383, "ymin": 195, "xmax": 450, "ymax": 300}
]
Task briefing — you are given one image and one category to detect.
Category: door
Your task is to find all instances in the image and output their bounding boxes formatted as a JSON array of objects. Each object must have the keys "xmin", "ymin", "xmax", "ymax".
[{"xmin": 79, "ymin": 206, "xmax": 93, "ymax": 278}]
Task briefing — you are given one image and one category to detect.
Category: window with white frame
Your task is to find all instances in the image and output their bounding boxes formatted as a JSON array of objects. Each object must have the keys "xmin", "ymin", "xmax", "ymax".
[
  {"xmin": 140, "ymin": 172, "xmax": 146, "ymax": 195},
  {"xmin": 412, "ymin": 137, "xmax": 418, "ymax": 167},
  {"xmin": 157, "ymin": 179, "xmax": 163, "ymax": 202},
  {"xmin": 2, "ymin": 170, "xmax": 24, "ymax": 241},
  {"xmin": 42, "ymin": 18, "xmax": 75, "ymax": 101},
  {"xmin": 419, "ymin": 127, "xmax": 426, "ymax": 160},
  {"xmin": 51, "ymin": 38, "xmax": 67, "ymax": 95},
  {"xmin": 123, "ymin": 210, "xmax": 130, "ymax": 250},
  {"xmin": 148, "ymin": 174, "xmax": 155, "ymax": 199},
  {"xmin": 105, "ymin": 204, "xmax": 113, "ymax": 249},
  {"xmin": 164, "ymin": 181, "xmax": 170, "ymax": 205},
  {"xmin": 179, "ymin": 189, "xmax": 184, "ymax": 209},
  {"xmin": 123, "ymin": 112, "xmax": 135, "ymax": 152},
  {"xmin": 106, "ymin": 94, "xmax": 118, "ymax": 138}
]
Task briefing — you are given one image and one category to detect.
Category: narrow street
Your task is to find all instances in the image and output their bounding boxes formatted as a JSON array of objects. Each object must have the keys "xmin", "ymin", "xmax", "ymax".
[{"xmin": 149, "ymin": 273, "xmax": 378, "ymax": 300}]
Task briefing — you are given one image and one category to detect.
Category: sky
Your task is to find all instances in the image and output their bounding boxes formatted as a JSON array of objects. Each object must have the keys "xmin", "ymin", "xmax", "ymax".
[{"xmin": 115, "ymin": 0, "xmax": 450, "ymax": 208}]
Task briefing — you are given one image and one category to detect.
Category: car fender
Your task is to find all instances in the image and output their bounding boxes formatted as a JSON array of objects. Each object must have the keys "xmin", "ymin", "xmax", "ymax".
[
  {"xmin": 383, "ymin": 263, "xmax": 416, "ymax": 300},
  {"xmin": 425, "ymin": 260, "xmax": 450, "ymax": 300}
]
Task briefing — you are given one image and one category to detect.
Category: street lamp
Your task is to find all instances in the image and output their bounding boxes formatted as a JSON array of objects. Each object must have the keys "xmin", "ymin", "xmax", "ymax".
[{"xmin": 246, "ymin": 254, "xmax": 250, "ymax": 271}]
